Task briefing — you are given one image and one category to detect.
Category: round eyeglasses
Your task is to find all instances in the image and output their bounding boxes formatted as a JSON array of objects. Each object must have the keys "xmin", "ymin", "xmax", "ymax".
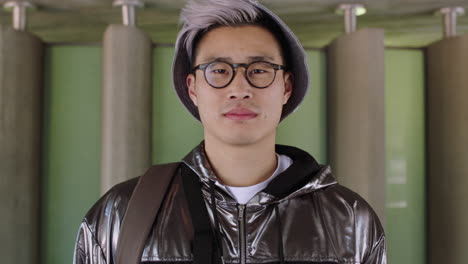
[{"xmin": 192, "ymin": 61, "xmax": 286, "ymax": 89}]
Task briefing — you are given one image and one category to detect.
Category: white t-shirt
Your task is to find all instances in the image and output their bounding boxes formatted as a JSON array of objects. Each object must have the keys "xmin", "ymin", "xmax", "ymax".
[{"xmin": 224, "ymin": 154, "xmax": 293, "ymax": 204}]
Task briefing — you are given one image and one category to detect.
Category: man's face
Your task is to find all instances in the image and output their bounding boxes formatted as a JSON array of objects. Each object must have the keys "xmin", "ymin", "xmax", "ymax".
[{"xmin": 186, "ymin": 25, "xmax": 293, "ymax": 146}]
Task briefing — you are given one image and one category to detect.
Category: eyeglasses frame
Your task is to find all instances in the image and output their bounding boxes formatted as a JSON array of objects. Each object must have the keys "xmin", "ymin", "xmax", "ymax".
[{"xmin": 191, "ymin": 60, "xmax": 287, "ymax": 89}]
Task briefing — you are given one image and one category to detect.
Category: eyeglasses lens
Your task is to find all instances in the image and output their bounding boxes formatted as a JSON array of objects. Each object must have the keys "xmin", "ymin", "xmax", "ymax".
[
  {"xmin": 206, "ymin": 62, "xmax": 233, "ymax": 88},
  {"xmin": 247, "ymin": 62, "xmax": 275, "ymax": 88}
]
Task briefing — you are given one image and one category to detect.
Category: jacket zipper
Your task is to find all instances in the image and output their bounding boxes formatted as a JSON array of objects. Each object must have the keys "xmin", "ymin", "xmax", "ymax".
[{"xmin": 238, "ymin": 204, "xmax": 246, "ymax": 264}]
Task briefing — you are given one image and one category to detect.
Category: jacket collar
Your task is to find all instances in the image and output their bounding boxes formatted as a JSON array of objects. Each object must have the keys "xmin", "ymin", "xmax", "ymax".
[{"xmin": 182, "ymin": 141, "xmax": 337, "ymax": 204}]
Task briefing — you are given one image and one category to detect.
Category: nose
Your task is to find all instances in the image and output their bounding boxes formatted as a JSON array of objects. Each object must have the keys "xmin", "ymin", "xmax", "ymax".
[{"xmin": 227, "ymin": 67, "xmax": 253, "ymax": 100}]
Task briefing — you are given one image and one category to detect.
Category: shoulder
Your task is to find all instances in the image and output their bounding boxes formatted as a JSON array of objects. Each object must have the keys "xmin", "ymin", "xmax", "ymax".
[
  {"xmin": 317, "ymin": 183, "xmax": 382, "ymax": 222},
  {"xmin": 82, "ymin": 162, "xmax": 182, "ymax": 237},
  {"xmin": 83, "ymin": 176, "xmax": 140, "ymax": 235},
  {"xmin": 314, "ymin": 183, "xmax": 386, "ymax": 260},
  {"xmin": 74, "ymin": 176, "xmax": 141, "ymax": 263},
  {"xmin": 75, "ymin": 162, "xmax": 182, "ymax": 262},
  {"xmin": 323, "ymin": 183, "xmax": 384, "ymax": 231}
]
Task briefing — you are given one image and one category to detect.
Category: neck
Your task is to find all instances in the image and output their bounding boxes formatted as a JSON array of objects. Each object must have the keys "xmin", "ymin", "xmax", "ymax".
[{"xmin": 204, "ymin": 136, "xmax": 277, "ymax": 187}]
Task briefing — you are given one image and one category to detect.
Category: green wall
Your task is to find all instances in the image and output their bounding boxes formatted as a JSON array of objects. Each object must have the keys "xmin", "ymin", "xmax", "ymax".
[
  {"xmin": 41, "ymin": 46, "xmax": 102, "ymax": 264},
  {"xmin": 384, "ymin": 49, "xmax": 426, "ymax": 264},
  {"xmin": 41, "ymin": 45, "xmax": 425, "ymax": 264},
  {"xmin": 277, "ymin": 50, "xmax": 327, "ymax": 163},
  {"xmin": 152, "ymin": 46, "xmax": 204, "ymax": 164}
]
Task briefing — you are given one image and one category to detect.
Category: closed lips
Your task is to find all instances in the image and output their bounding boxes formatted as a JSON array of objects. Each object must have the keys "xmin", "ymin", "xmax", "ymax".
[{"xmin": 224, "ymin": 108, "xmax": 258, "ymax": 120}]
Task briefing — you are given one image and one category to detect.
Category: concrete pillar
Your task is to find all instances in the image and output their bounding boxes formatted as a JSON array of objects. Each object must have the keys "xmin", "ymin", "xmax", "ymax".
[
  {"xmin": 426, "ymin": 34, "xmax": 468, "ymax": 264},
  {"xmin": 0, "ymin": 26, "xmax": 43, "ymax": 264},
  {"xmin": 101, "ymin": 25, "xmax": 152, "ymax": 193},
  {"xmin": 327, "ymin": 28, "xmax": 386, "ymax": 221}
]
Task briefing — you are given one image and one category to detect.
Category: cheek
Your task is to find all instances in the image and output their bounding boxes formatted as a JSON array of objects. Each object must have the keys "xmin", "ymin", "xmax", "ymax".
[
  {"xmin": 195, "ymin": 89, "xmax": 223, "ymax": 119},
  {"xmin": 261, "ymin": 90, "xmax": 286, "ymax": 114}
]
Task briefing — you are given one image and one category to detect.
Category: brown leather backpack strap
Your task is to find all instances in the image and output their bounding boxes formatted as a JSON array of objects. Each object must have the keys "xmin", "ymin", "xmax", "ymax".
[{"xmin": 116, "ymin": 162, "xmax": 180, "ymax": 264}]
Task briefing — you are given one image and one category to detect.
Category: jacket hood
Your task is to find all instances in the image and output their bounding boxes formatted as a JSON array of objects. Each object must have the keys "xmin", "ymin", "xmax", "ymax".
[{"xmin": 182, "ymin": 142, "xmax": 337, "ymax": 205}]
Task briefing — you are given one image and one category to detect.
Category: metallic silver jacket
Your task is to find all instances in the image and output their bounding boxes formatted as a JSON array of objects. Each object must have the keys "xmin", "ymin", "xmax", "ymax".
[{"xmin": 74, "ymin": 143, "xmax": 386, "ymax": 264}]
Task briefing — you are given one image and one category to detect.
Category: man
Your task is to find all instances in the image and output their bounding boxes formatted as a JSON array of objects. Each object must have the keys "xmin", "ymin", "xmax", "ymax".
[{"xmin": 74, "ymin": 0, "xmax": 386, "ymax": 263}]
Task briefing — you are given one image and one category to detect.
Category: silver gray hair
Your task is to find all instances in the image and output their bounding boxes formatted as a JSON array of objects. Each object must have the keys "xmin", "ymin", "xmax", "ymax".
[{"xmin": 178, "ymin": 0, "xmax": 262, "ymax": 63}]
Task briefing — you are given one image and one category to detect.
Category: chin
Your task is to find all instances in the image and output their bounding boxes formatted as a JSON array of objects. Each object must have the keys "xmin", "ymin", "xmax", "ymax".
[
  {"xmin": 203, "ymin": 120, "xmax": 277, "ymax": 146},
  {"xmin": 216, "ymin": 127, "xmax": 277, "ymax": 147},
  {"xmin": 220, "ymin": 134, "xmax": 260, "ymax": 146}
]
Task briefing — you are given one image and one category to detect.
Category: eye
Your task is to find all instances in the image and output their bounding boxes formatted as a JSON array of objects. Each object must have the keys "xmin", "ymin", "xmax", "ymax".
[
  {"xmin": 248, "ymin": 62, "xmax": 274, "ymax": 76},
  {"xmin": 207, "ymin": 62, "xmax": 231, "ymax": 75},
  {"xmin": 211, "ymin": 69, "xmax": 228, "ymax": 74},
  {"xmin": 250, "ymin": 69, "xmax": 266, "ymax": 74}
]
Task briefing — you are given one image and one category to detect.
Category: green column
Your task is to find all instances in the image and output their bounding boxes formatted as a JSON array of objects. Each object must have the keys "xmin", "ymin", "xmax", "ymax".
[
  {"xmin": 327, "ymin": 29, "xmax": 386, "ymax": 221},
  {"xmin": 0, "ymin": 26, "xmax": 43, "ymax": 264},
  {"xmin": 101, "ymin": 25, "xmax": 152, "ymax": 193},
  {"xmin": 427, "ymin": 34, "xmax": 468, "ymax": 264}
]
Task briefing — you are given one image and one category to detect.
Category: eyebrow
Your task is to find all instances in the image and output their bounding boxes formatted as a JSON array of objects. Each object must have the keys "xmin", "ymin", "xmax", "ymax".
[{"xmin": 202, "ymin": 55, "xmax": 276, "ymax": 64}]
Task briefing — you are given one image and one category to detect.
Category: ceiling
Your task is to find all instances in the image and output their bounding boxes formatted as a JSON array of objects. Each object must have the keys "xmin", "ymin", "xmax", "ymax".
[{"xmin": 1, "ymin": 0, "xmax": 468, "ymax": 48}]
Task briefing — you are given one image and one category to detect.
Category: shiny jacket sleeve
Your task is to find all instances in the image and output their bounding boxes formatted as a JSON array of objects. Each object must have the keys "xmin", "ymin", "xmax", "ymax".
[
  {"xmin": 328, "ymin": 184, "xmax": 387, "ymax": 264},
  {"xmin": 349, "ymin": 187, "xmax": 387, "ymax": 264},
  {"xmin": 359, "ymin": 205, "xmax": 387, "ymax": 264},
  {"xmin": 73, "ymin": 178, "xmax": 138, "ymax": 264},
  {"xmin": 364, "ymin": 234, "xmax": 387, "ymax": 264},
  {"xmin": 74, "ymin": 221, "xmax": 108, "ymax": 264}
]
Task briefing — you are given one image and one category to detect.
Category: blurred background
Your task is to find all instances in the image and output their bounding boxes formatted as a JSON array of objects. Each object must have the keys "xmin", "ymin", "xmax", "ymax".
[{"xmin": 1, "ymin": 0, "xmax": 468, "ymax": 264}]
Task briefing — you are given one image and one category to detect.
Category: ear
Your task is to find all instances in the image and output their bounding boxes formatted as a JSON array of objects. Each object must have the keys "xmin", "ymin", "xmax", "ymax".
[
  {"xmin": 282, "ymin": 72, "xmax": 293, "ymax": 105},
  {"xmin": 186, "ymin": 73, "xmax": 198, "ymax": 106}
]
